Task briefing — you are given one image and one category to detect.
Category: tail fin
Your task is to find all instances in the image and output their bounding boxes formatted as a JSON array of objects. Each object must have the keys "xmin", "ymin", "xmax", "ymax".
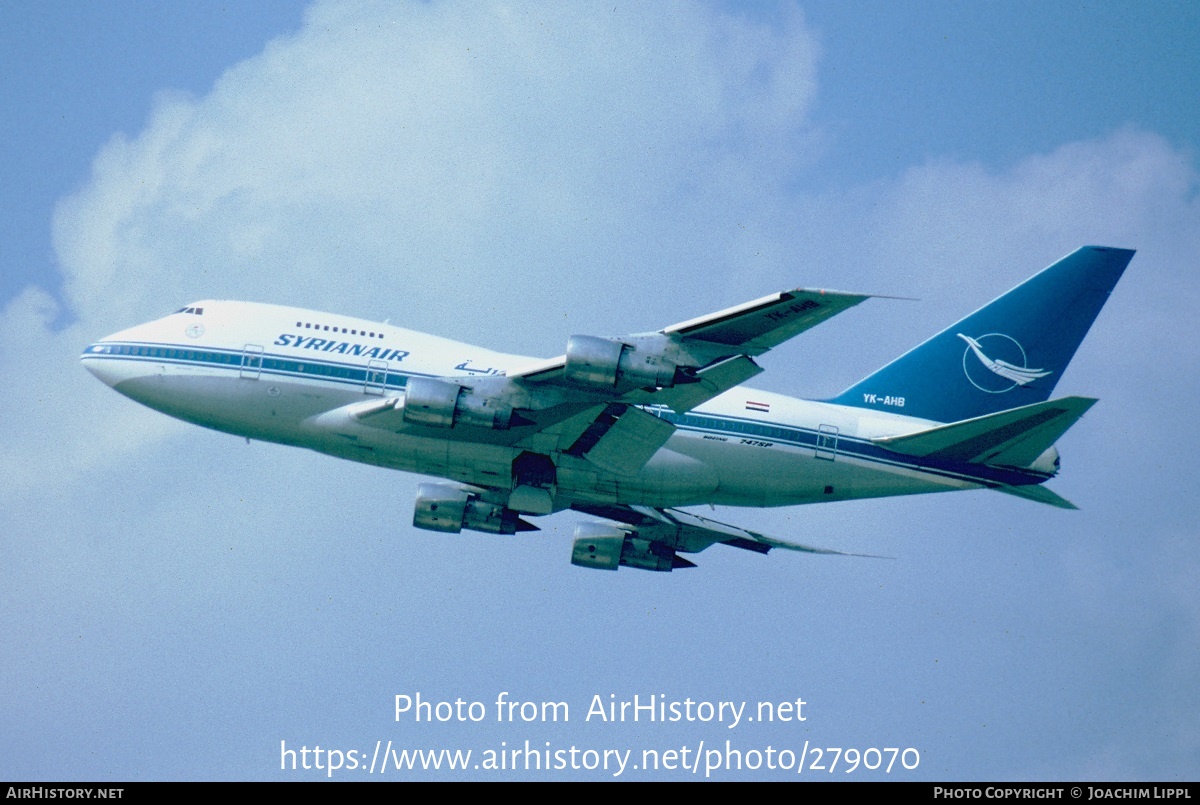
[{"xmin": 829, "ymin": 246, "xmax": 1133, "ymax": 423}]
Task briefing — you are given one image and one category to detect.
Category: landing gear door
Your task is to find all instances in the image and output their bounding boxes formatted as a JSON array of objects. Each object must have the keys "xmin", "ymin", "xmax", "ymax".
[
  {"xmin": 365, "ymin": 359, "xmax": 388, "ymax": 395},
  {"xmin": 240, "ymin": 344, "xmax": 264, "ymax": 380}
]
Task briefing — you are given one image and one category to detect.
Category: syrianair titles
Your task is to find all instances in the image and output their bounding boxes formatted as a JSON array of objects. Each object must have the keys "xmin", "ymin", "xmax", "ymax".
[{"xmin": 83, "ymin": 246, "xmax": 1132, "ymax": 572}]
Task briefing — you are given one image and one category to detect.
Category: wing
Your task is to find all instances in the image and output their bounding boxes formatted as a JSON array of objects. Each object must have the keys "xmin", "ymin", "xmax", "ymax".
[
  {"xmin": 660, "ymin": 288, "xmax": 871, "ymax": 353},
  {"xmin": 569, "ymin": 504, "xmax": 887, "ymax": 571},
  {"xmin": 324, "ymin": 287, "xmax": 869, "ymax": 477},
  {"xmin": 509, "ymin": 287, "xmax": 870, "ymax": 383},
  {"xmin": 495, "ymin": 288, "xmax": 870, "ymax": 463}
]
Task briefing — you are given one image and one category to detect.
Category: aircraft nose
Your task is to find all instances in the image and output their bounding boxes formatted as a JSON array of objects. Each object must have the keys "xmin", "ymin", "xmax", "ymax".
[{"xmin": 80, "ymin": 340, "xmax": 124, "ymax": 387}]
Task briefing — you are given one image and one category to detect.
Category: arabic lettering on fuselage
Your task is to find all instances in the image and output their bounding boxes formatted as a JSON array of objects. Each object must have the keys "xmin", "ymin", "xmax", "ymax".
[
  {"xmin": 454, "ymin": 360, "xmax": 500, "ymax": 375},
  {"xmin": 274, "ymin": 333, "xmax": 410, "ymax": 362}
]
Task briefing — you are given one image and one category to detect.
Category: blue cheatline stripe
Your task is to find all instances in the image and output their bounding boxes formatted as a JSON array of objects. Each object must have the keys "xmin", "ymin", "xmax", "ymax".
[
  {"xmin": 85, "ymin": 341, "xmax": 1046, "ymax": 489},
  {"xmin": 648, "ymin": 409, "xmax": 1047, "ymax": 489},
  {"xmin": 82, "ymin": 340, "xmax": 439, "ymax": 392}
]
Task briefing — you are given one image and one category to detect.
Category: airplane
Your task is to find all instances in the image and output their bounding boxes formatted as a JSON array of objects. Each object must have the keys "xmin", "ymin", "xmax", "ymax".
[{"xmin": 81, "ymin": 246, "xmax": 1133, "ymax": 572}]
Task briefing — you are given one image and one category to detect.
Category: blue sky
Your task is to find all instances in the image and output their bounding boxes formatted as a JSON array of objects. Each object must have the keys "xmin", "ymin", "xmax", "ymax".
[{"xmin": 3, "ymin": 1, "xmax": 1198, "ymax": 781}]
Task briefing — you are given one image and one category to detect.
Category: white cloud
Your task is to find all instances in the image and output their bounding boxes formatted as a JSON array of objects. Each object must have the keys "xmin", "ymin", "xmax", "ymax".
[
  {"xmin": 52, "ymin": 1, "xmax": 822, "ymax": 350},
  {"xmin": 0, "ymin": 287, "xmax": 183, "ymax": 498}
]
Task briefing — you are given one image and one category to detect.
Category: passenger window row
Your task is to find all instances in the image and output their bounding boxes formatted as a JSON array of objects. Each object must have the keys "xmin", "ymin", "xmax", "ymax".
[{"xmin": 295, "ymin": 321, "xmax": 385, "ymax": 339}]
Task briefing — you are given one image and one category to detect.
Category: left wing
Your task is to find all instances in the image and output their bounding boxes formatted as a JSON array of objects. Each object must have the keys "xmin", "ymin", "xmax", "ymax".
[
  {"xmin": 569, "ymin": 504, "xmax": 887, "ymax": 572},
  {"xmin": 661, "ymin": 288, "xmax": 872, "ymax": 353},
  {"xmin": 497, "ymin": 287, "xmax": 870, "ymax": 470},
  {"xmin": 509, "ymin": 287, "xmax": 870, "ymax": 389},
  {"xmin": 330, "ymin": 287, "xmax": 869, "ymax": 477}
]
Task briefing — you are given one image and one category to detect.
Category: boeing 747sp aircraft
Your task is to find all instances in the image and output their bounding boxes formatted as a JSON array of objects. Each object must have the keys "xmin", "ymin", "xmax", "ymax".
[{"xmin": 82, "ymin": 246, "xmax": 1132, "ymax": 572}]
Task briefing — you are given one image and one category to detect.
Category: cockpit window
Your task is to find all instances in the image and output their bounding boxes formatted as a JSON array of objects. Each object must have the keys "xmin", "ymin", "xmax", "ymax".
[{"xmin": 174, "ymin": 306, "xmax": 204, "ymax": 315}]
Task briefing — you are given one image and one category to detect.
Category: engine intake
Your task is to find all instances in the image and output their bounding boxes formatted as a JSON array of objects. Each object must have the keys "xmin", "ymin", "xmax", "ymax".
[
  {"xmin": 570, "ymin": 522, "xmax": 695, "ymax": 572},
  {"xmin": 413, "ymin": 483, "xmax": 537, "ymax": 535},
  {"xmin": 564, "ymin": 335, "xmax": 680, "ymax": 391},
  {"xmin": 401, "ymin": 377, "xmax": 516, "ymax": 430}
]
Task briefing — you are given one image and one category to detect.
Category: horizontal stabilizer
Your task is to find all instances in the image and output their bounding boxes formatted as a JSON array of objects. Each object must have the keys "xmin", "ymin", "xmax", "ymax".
[
  {"xmin": 994, "ymin": 484, "xmax": 1078, "ymax": 509},
  {"xmin": 873, "ymin": 396, "xmax": 1097, "ymax": 468}
]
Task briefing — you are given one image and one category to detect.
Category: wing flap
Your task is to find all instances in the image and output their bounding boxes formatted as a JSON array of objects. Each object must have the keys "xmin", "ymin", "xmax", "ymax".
[
  {"xmin": 872, "ymin": 396, "xmax": 1097, "ymax": 467},
  {"xmin": 629, "ymin": 355, "xmax": 764, "ymax": 412},
  {"xmin": 564, "ymin": 404, "xmax": 676, "ymax": 475}
]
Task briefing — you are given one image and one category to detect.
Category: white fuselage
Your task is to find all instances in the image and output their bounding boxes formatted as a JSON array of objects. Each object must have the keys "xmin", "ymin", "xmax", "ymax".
[{"xmin": 81, "ymin": 301, "xmax": 1015, "ymax": 512}]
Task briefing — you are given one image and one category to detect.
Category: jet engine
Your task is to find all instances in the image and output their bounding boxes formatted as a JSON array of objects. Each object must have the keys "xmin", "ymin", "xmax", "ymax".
[
  {"xmin": 413, "ymin": 483, "xmax": 537, "ymax": 535},
  {"xmin": 563, "ymin": 335, "xmax": 688, "ymax": 391},
  {"xmin": 569, "ymin": 522, "xmax": 695, "ymax": 572},
  {"xmin": 400, "ymin": 377, "xmax": 517, "ymax": 430}
]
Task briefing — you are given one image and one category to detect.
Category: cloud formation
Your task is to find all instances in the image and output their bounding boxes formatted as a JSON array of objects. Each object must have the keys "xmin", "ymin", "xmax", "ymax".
[{"xmin": 52, "ymin": 2, "xmax": 820, "ymax": 339}]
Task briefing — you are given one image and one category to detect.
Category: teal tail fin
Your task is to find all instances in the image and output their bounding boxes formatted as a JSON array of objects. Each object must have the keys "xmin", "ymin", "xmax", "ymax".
[{"xmin": 829, "ymin": 246, "xmax": 1133, "ymax": 423}]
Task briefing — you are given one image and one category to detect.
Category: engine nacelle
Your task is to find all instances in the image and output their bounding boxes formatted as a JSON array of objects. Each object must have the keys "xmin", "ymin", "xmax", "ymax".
[
  {"xmin": 570, "ymin": 522, "xmax": 694, "ymax": 572},
  {"xmin": 570, "ymin": 523, "xmax": 626, "ymax": 570},
  {"xmin": 401, "ymin": 377, "xmax": 516, "ymax": 430},
  {"xmin": 563, "ymin": 335, "xmax": 679, "ymax": 391},
  {"xmin": 413, "ymin": 483, "xmax": 536, "ymax": 535}
]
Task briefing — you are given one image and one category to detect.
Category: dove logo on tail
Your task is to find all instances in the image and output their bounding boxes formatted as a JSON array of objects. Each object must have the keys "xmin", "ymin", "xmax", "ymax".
[{"xmin": 957, "ymin": 333, "xmax": 1051, "ymax": 393}]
